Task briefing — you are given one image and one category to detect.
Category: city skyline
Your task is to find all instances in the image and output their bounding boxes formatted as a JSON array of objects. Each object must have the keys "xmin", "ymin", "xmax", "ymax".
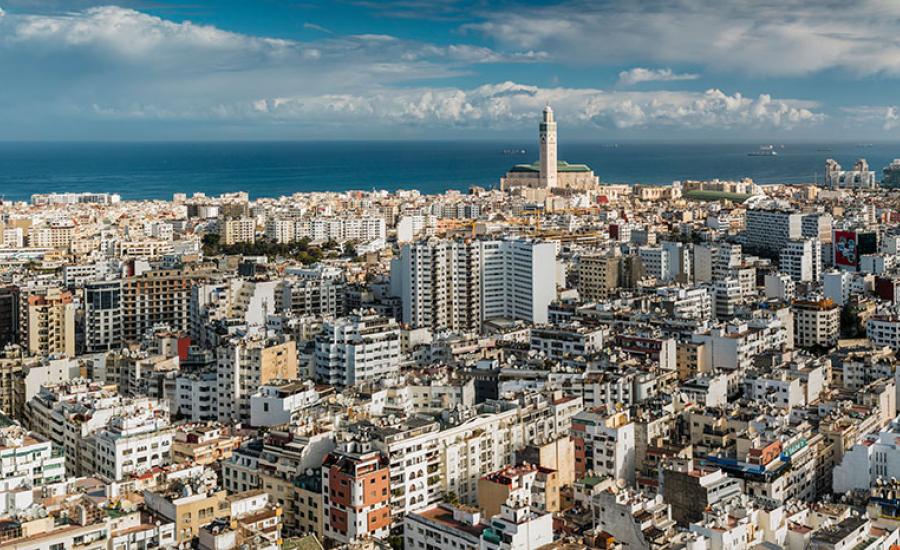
[{"xmin": 2, "ymin": 0, "xmax": 900, "ymax": 141}]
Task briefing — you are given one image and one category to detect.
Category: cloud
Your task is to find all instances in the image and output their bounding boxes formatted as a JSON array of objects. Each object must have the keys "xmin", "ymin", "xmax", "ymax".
[
  {"xmin": 94, "ymin": 81, "xmax": 820, "ymax": 134},
  {"xmin": 887, "ymin": 107, "xmax": 899, "ymax": 130},
  {"xmin": 617, "ymin": 67, "xmax": 699, "ymax": 86},
  {"xmin": 468, "ymin": 0, "xmax": 900, "ymax": 76},
  {"xmin": 303, "ymin": 22, "xmax": 333, "ymax": 34},
  {"xmin": 843, "ymin": 105, "xmax": 900, "ymax": 130},
  {"xmin": 0, "ymin": 5, "xmax": 824, "ymax": 138}
]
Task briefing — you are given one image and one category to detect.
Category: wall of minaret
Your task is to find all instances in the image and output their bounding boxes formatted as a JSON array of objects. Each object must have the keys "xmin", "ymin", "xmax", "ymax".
[{"xmin": 539, "ymin": 105, "xmax": 558, "ymax": 189}]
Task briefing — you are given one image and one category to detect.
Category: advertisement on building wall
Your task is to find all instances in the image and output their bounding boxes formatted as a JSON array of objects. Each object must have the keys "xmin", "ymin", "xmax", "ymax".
[{"xmin": 834, "ymin": 230, "xmax": 858, "ymax": 267}]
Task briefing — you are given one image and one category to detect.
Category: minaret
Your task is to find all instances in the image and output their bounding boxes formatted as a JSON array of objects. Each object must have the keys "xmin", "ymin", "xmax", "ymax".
[{"xmin": 539, "ymin": 104, "xmax": 558, "ymax": 188}]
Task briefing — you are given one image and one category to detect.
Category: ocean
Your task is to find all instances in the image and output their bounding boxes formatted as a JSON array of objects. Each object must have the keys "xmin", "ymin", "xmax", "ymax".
[{"xmin": 1, "ymin": 141, "xmax": 898, "ymax": 202}]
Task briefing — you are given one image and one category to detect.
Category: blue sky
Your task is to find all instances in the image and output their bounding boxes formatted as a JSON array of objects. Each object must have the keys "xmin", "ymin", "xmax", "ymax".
[{"xmin": 1, "ymin": 0, "xmax": 900, "ymax": 141}]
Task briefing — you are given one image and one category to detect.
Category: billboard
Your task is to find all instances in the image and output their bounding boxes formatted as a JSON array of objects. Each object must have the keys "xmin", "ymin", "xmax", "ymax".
[{"xmin": 834, "ymin": 230, "xmax": 858, "ymax": 267}]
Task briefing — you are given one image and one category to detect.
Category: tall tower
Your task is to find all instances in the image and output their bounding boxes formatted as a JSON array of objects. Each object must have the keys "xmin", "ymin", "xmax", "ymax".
[{"xmin": 539, "ymin": 104, "xmax": 558, "ymax": 188}]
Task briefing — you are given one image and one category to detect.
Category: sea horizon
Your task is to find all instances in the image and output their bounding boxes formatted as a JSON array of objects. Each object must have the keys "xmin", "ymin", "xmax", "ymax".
[{"xmin": 2, "ymin": 140, "xmax": 899, "ymax": 202}]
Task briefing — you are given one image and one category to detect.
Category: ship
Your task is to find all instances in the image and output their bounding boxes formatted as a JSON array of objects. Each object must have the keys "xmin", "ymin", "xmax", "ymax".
[
  {"xmin": 748, "ymin": 145, "xmax": 778, "ymax": 156},
  {"xmin": 502, "ymin": 148, "xmax": 527, "ymax": 155}
]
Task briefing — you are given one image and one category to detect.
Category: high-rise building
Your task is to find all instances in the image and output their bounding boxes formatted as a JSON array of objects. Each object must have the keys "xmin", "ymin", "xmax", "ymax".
[
  {"xmin": 393, "ymin": 238, "xmax": 557, "ymax": 329},
  {"xmin": 576, "ymin": 252, "xmax": 620, "ymax": 302},
  {"xmin": 321, "ymin": 443, "xmax": 391, "ymax": 546},
  {"xmin": 480, "ymin": 239, "xmax": 557, "ymax": 325},
  {"xmin": 216, "ymin": 336, "xmax": 298, "ymax": 423},
  {"xmin": 780, "ymin": 238, "xmax": 823, "ymax": 283},
  {"xmin": 121, "ymin": 269, "xmax": 195, "ymax": 342},
  {"xmin": 315, "ymin": 313, "xmax": 401, "ymax": 387},
  {"xmin": 743, "ymin": 209, "xmax": 803, "ymax": 255},
  {"xmin": 393, "ymin": 239, "xmax": 481, "ymax": 332},
  {"xmin": 84, "ymin": 280, "xmax": 122, "ymax": 353},
  {"xmin": 0, "ymin": 286, "xmax": 18, "ymax": 348},
  {"xmin": 793, "ymin": 298, "xmax": 839, "ymax": 348},
  {"xmin": 23, "ymin": 287, "xmax": 75, "ymax": 357}
]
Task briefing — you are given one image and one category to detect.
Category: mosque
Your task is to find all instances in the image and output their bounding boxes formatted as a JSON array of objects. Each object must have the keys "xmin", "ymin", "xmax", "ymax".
[{"xmin": 500, "ymin": 105, "xmax": 600, "ymax": 192}]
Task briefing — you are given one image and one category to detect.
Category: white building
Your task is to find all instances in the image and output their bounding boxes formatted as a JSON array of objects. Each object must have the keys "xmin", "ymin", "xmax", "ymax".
[
  {"xmin": 403, "ymin": 504, "xmax": 483, "ymax": 550},
  {"xmin": 825, "ymin": 158, "xmax": 877, "ymax": 189},
  {"xmin": 171, "ymin": 371, "xmax": 218, "ymax": 422},
  {"xmin": 249, "ymin": 381, "xmax": 320, "ymax": 427},
  {"xmin": 315, "ymin": 313, "xmax": 401, "ymax": 387},
  {"xmin": 867, "ymin": 315, "xmax": 900, "ymax": 352},
  {"xmin": 780, "ymin": 238, "xmax": 822, "ymax": 282},
  {"xmin": 219, "ymin": 217, "xmax": 256, "ymax": 245},
  {"xmin": 480, "ymin": 490, "xmax": 553, "ymax": 550},
  {"xmin": 744, "ymin": 209, "xmax": 802, "ymax": 254},
  {"xmin": 834, "ymin": 416, "xmax": 900, "ymax": 492},
  {"xmin": 480, "ymin": 239, "xmax": 557, "ymax": 324},
  {"xmin": 90, "ymin": 413, "xmax": 173, "ymax": 481},
  {"xmin": 393, "ymin": 238, "xmax": 557, "ymax": 329},
  {"xmin": 572, "ymin": 411, "xmax": 636, "ymax": 485},
  {"xmin": 216, "ymin": 336, "xmax": 298, "ymax": 423}
]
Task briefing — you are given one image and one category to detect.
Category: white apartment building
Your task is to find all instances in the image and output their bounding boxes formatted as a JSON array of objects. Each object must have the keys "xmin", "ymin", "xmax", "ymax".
[
  {"xmin": 764, "ymin": 273, "xmax": 795, "ymax": 301},
  {"xmin": 480, "ymin": 239, "xmax": 557, "ymax": 325},
  {"xmin": 394, "ymin": 238, "xmax": 557, "ymax": 328},
  {"xmin": 658, "ymin": 286, "xmax": 712, "ymax": 321},
  {"xmin": 480, "ymin": 490, "xmax": 553, "ymax": 550},
  {"xmin": 693, "ymin": 317, "xmax": 790, "ymax": 371},
  {"xmin": 264, "ymin": 219, "xmax": 296, "ymax": 244},
  {"xmin": 90, "ymin": 412, "xmax": 173, "ymax": 481},
  {"xmin": 639, "ymin": 241, "xmax": 691, "ymax": 283},
  {"xmin": 0, "ymin": 426, "xmax": 65, "ymax": 493},
  {"xmin": 834, "ymin": 416, "xmax": 900, "ymax": 493},
  {"xmin": 392, "ymin": 238, "xmax": 482, "ymax": 332},
  {"xmin": 372, "ymin": 394, "xmax": 581, "ymax": 517},
  {"xmin": 404, "ymin": 504, "xmax": 483, "ymax": 550},
  {"xmin": 780, "ymin": 238, "xmax": 822, "ymax": 282},
  {"xmin": 26, "ymin": 381, "xmax": 170, "ymax": 479},
  {"xmin": 572, "ymin": 411, "xmax": 636, "ymax": 485},
  {"xmin": 744, "ymin": 209, "xmax": 802, "ymax": 254},
  {"xmin": 171, "ymin": 371, "xmax": 218, "ymax": 422},
  {"xmin": 397, "ymin": 215, "xmax": 438, "ymax": 244},
  {"xmin": 29, "ymin": 224, "xmax": 74, "ymax": 250},
  {"xmin": 249, "ymin": 381, "xmax": 320, "ymax": 427},
  {"xmin": 315, "ymin": 313, "xmax": 401, "ymax": 387},
  {"xmin": 713, "ymin": 277, "xmax": 743, "ymax": 320},
  {"xmin": 294, "ymin": 217, "xmax": 386, "ymax": 243},
  {"xmin": 529, "ymin": 325, "xmax": 607, "ymax": 360},
  {"xmin": 867, "ymin": 315, "xmax": 900, "ymax": 352}
]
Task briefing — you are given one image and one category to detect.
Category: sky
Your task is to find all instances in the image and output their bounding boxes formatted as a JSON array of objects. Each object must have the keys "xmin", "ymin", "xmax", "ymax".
[{"xmin": 1, "ymin": 0, "xmax": 900, "ymax": 141}]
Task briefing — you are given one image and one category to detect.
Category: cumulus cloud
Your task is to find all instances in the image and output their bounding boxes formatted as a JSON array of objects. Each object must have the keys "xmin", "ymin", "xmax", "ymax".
[
  {"xmin": 0, "ymin": 4, "xmax": 823, "ymax": 137},
  {"xmin": 617, "ymin": 68, "xmax": 700, "ymax": 86},
  {"xmin": 99, "ymin": 81, "xmax": 820, "ymax": 133},
  {"xmin": 468, "ymin": 0, "xmax": 900, "ymax": 76}
]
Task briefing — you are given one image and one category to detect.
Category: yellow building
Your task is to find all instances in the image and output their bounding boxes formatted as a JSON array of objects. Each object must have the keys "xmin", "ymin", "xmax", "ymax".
[{"xmin": 24, "ymin": 287, "xmax": 75, "ymax": 357}]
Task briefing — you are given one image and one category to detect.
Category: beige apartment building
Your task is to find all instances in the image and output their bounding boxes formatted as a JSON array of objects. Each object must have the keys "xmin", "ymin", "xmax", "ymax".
[{"xmin": 24, "ymin": 288, "xmax": 75, "ymax": 357}]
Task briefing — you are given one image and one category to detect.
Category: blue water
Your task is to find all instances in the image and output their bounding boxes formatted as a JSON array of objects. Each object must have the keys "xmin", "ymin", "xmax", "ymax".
[{"xmin": 0, "ymin": 141, "xmax": 898, "ymax": 201}]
